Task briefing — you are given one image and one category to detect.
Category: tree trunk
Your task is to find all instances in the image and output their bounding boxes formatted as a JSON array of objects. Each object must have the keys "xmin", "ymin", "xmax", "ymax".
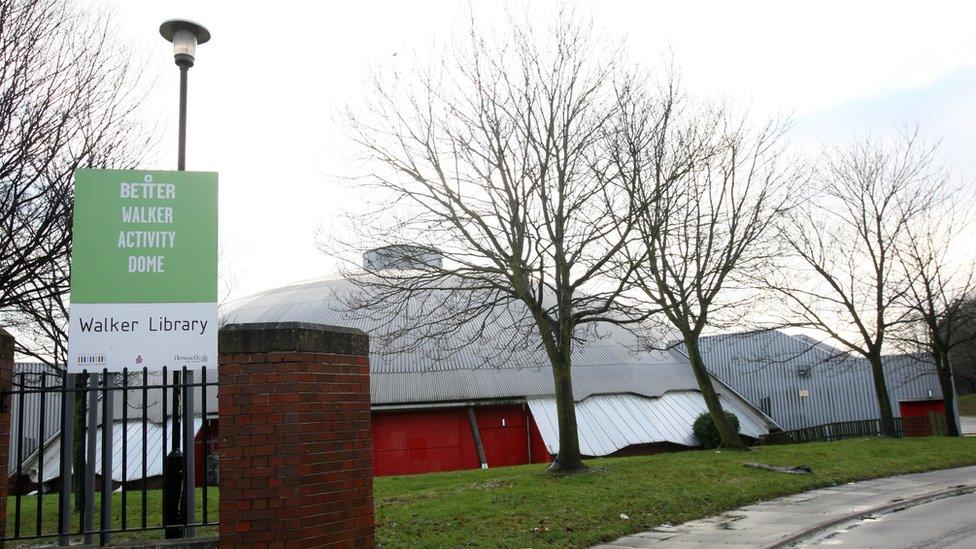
[
  {"xmin": 935, "ymin": 352, "xmax": 961, "ymax": 437},
  {"xmin": 684, "ymin": 337, "xmax": 744, "ymax": 449},
  {"xmin": 866, "ymin": 353, "xmax": 896, "ymax": 436},
  {"xmin": 547, "ymin": 354, "xmax": 585, "ymax": 472}
]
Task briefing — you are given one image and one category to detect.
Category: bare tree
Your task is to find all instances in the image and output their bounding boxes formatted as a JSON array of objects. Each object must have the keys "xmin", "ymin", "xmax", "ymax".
[
  {"xmin": 625, "ymin": 101, "xmax": 796, "ymax": 448},
  {"xmin": 769, "ymin": 132, "xmax": 944, "ymax": 436},
  {"xmin": 0, "ymin": 0, "xmax": 150, "ymax": 513},
  {"xmin": 331, "ymin": 12, "xmax": 657, "ymax": 472},
  {"xmin": 7, "ymin": 274, "xmax": 69, "ymax": 368},
  {"xmin": 0, "ymin": 0, "xmax": 147, "ymax": 313},
  {"xmin": 895, "ymin": 188, "xmax": 976, "ymax": 436}
]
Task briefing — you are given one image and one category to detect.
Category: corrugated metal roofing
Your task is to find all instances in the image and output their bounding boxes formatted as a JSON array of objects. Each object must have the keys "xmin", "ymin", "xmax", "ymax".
[
  {"xmin": 224, "ymin": 277, "xmax": 680, "ymax": 371},
  {"xmin": 8, "ymin": 366, "xmax": 218, "ymax": 478},
  {"xmin": 223, "ymin": 277, "xmax": 775, "ymax": 413},
  {"xmin": 371, "ymin": 361, "xmax": 725, "ymax": 405},
  {"xmin": 23, "ymin": 418, "xmax": 202, "ymax": 484},
  {"xmin": 528, "ymin": 391, "xmax": 769, "ymax": 455},
  {"xmin": 9, "ymin": 363, "xmax": 62, "ymax": 473},
  {"xmin": 688, "ymin": 330, "xmax": 944, "ymax": 431}
]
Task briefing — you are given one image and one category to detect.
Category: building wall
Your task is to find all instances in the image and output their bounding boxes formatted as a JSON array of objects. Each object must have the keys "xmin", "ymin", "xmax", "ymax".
[
  {"xmin": 697, "ymin": 331, "xmax": 943, "ymax": 431},
  {"xmin": 8, "ymin": 364, "xmax": 61, "ymax": 474},
  {"xmin": 898, "ymin": 399, "xmax": 945, "ymax": 419},
  {"xmin": 371, "ymin": 404, "xmax": 548, "ymax": 476}
]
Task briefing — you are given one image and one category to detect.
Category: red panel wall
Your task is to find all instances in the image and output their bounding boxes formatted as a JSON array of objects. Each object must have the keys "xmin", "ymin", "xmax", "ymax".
[
  {"xmin": 372, "ymin": 404, "xmax": 550, "ymax": 477},
  {"xmin": 899, "ymin": 399, "xmax": 946, "ymax": 418},
  {"xmin": 193, "ymin": 418, "xmax": 219, "ymax": 485},
  {"xmin": 474, "ymin": 405, "xmax": 550, "ymax": 467},
  {"xmin": 204, "ymin": 404, "xmax": 552, "ymax": 479},
  {"xmin": 372, "ymin": 408, "xmax": 479, "ymax": 476},
  {"xmin": 476, "ymin": 405, "xmax": 528, "ymax": 467}
]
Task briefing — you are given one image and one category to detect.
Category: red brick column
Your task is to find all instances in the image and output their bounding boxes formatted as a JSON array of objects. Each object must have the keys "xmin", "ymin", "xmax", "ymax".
[
  {"xmin": 218, "ymin": 322, "xmax": 374, "ymax": 548},
  {"xmin": 0, "ymin": 328, "xmax": 14, "ymax": 543}
]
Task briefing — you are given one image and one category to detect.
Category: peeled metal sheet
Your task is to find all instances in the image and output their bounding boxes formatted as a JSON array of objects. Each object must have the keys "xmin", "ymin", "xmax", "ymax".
[
  {"xmin": 527, "ymin": 391, "xmax": 769, "ymax": 456},
  {"xmin": 8, "ymin": 363, "xmax": 62, "ymax": 472},
  {"xmin": 23, "ymin": 418, "xmax": 201, "ymax": 484},
  {"xmin": 8, "ymin": 367, "xmax": 219, "ymax": 478}
]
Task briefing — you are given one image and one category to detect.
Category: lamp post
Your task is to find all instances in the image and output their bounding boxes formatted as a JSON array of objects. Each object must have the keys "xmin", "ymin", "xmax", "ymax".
[
  {"xmin": 159, "ymin": 19, "xmax": 210, "ymax": 539},
  {"xmin": 160, "ymin": 20, "xmax": 210, "ymax": 169}
]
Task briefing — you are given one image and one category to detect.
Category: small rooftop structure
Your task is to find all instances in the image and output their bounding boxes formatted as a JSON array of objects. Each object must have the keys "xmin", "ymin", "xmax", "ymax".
[{"xmin": 362, "ymin": 245, "xmax": 443, "ymax": 271}]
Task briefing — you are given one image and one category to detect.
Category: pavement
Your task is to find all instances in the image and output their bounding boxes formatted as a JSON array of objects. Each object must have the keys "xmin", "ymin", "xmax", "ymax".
[{"xmin": 594, "ymin": 465, "xmax": 976, "ymax": 548}]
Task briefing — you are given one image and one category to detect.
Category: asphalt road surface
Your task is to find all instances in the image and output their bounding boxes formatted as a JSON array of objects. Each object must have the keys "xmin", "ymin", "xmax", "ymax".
[{"xmin": 798, "ymin": 491, "xmax": 976, "ymax": 548}]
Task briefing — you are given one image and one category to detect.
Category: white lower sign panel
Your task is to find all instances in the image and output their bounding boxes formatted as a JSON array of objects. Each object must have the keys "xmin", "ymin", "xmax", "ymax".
[{"xmin": 68, "ymin": 302, "xmax": 217, "ymax": 372}]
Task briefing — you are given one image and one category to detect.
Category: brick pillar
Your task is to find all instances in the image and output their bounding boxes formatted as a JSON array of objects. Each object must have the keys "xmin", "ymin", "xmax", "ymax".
[
  {"xmin": 0, "ymin": 329, "xmax": 14, "ymax": 543},
  {"xmin": 218, "ymin": 322, "xmax": 374, "ymax": 548}
]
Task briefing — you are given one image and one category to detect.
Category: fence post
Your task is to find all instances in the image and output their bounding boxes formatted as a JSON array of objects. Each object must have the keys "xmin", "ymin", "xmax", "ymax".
[
  {"xmin": 99, "ymin": 373, "xmax": 114, "ymax": 546},
  {"xmin": 84, "ymin": 374, "xmax": 97, "ymax": 544},
  {"xmin": 0, "ymin": 329, "xmax": 15, "ymax": 542},
  {"xmin": 58, "ymin": 374, "xmax": 75, "ymax": 546},
  {"xmin": 218, "ymin": 322, "xmax": 374, "ymax": 548},
  {"xmin": 183, "ymin": 369, "xmax": 196, "ymax": 537}
]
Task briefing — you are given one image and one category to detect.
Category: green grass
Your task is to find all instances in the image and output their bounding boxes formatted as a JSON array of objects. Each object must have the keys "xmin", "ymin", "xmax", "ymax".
[
  {"xmin": 5, "ymin": 487, "xmax": 218, "ymax": 546},
  {"xmin": 373, "ymin": 437, "xmax": 976, "ymax": 548},
  {"xmin": 958, "ymin": 393, "xmax": 976, "ymax": 416},
  {"xmin": 8, "ymin": 438, "xmax": 976, "ymax": 547}
]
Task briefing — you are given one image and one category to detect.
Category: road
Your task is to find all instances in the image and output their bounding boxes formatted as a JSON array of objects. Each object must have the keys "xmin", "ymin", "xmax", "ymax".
[
  {"xmin": 595, "ymin": 465, "xmax": 976, "ymax": 548},
  {"xmin": 797, "ymin": 491, "xmax": 976, "ymax": 548}
]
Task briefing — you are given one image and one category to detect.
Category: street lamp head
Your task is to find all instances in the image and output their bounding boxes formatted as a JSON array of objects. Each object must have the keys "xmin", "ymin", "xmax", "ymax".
[{"xmin": 159, "ymin": 19, "xmax": 210, "ymax": 68}]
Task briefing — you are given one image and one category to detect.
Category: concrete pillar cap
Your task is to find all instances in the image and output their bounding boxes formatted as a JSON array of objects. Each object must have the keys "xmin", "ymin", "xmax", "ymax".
[{"xmin": 218, "ymin": 322, "xmax": 368, "ymax": 355}]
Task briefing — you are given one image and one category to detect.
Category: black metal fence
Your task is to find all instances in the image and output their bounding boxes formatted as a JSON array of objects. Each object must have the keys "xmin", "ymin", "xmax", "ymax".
[
  {"xmin": 4, "ymin": 366, "xmax": 218, "ymax": 545},
  {"xmin": 759, "ymin": 413, "xmax": 948, "ymax": 445}
]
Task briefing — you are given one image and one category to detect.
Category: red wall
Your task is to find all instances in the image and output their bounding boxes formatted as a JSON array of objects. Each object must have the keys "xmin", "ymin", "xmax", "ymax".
[
  {"xmin": 372, "ymin": 404, "xmax": 549, "ymax": 477},
  {"xmin": 193, "ymin": 403, "xmax": 550, "ymax": 481},
  {"xmin": 899, "ymin": 399, "xmax": 945, "ymax": 418},
  {"xmin": 474, "ymin": 405, "xmax": 549, "ymax": 468},
  {"xmin": 194, "ymin": 418, "xmax": 219, "ymax": 485},
  {"xmin": 372, "ymin": 408, "xmax": 479, "ymax": 476}
]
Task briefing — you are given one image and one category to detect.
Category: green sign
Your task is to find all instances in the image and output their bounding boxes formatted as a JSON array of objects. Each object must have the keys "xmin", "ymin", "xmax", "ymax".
[
  {"xmin": 71, "ymin": 169, "xmax": 218, "ymax": 303},
  {"xmin": 68, "ymin": 169, "xmax": 218, "ymax": 372}
]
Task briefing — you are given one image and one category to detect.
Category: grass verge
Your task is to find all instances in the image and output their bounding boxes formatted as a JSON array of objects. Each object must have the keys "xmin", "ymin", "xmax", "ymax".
[
  {"xmin": 958, "ymin": 393, "xmax": 976, "ymax": 416},
  {"xmin": 374, "ymin": 437, "xmax": 976, "ymax": 548},
  {"xmin": 5, "ymin": 487, "xmax": 219, "ymax": 546},
  {"xmin": 7, "ymin": 438, "xmax": 974, "ymax": 547}
]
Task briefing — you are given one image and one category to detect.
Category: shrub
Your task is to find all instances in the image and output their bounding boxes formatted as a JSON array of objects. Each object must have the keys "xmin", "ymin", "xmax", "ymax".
[{"xmin": 693, "ymin": 411, "xmax": 740, "ymax": 448}]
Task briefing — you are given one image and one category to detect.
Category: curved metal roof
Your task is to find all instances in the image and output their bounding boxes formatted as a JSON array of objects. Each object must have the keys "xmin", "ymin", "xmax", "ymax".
[{"xmin": 222, "ymin": 276, "xmax": 773, "ymax": 432}]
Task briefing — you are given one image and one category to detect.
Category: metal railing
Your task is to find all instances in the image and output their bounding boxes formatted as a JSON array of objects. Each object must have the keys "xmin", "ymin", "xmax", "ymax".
[
  {"xmin": 4, "ymin": 367, "xmax": 218, "ymax": 545},
  {"xmin": 759, "ymin": 413, "xmax": 947, "ymax": 445}
]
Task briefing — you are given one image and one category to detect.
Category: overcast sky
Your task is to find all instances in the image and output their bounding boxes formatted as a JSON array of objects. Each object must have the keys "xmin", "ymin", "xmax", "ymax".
[{"xmin": 107, "ymin": 0, "xmax": 976, "ymax": 301}]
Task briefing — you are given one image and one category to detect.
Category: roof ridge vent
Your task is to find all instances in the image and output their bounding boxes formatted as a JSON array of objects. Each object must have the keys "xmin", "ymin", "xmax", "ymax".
[{"xmin": 363, "ymin": 244, "xmax": 443, "ymax": 270}]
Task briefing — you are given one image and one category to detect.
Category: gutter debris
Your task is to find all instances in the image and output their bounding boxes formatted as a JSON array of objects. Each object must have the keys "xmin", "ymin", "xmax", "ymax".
[{"xmin": 744, "ymin": 462, "xmax": 813, "ymax": 475}]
